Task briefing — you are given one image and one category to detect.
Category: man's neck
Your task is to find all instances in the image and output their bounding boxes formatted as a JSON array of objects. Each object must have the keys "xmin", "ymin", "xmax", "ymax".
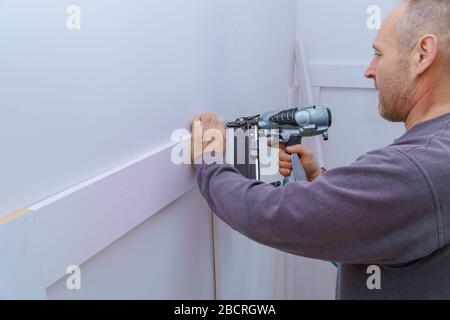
[{"xmin": 405, "ymin": 83, "xmax": 450, "ymax": 131}]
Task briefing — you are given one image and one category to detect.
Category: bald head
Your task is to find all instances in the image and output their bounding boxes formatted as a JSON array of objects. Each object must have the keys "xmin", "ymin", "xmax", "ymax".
[
  {"xmin": 365, "ymin": 0, "xmax": 450, "ymax": 127},
  {"xmin": 395, "ymin": 0, "xmax": 450, "ymax": 73}
]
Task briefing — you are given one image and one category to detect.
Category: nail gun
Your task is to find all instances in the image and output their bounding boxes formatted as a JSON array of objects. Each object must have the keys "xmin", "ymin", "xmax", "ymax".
[{"xmin": 226, "ymin": 106, "xmax": 332, "ymax": 186}]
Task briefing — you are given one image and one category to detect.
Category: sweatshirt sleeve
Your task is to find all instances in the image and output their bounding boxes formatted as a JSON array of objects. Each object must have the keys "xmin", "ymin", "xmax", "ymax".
[{"xmin": 194, "ymin": 147, "xmax": 440, "ymax": 265}]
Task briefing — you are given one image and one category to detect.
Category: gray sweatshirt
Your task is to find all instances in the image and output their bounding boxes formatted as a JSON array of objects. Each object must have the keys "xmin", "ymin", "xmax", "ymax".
[{"xmin": 194, "ymin": 112, "xmax": 450, "ymax": 300}]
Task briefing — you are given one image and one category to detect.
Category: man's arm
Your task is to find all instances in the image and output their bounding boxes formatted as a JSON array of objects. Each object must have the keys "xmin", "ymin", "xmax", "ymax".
[{"xmin": 194, "ymin": 147, "xmax": 440, "ymax": 266}]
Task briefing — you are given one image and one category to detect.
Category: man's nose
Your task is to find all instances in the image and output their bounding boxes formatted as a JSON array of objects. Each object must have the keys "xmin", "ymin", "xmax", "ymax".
[
  {"xmin": 365, "ymin": 58, "xmax": 376, "ymax": 79},
  {"xmin": 365, "ymin": 66, "xmax": 376, "ymax": 79}
]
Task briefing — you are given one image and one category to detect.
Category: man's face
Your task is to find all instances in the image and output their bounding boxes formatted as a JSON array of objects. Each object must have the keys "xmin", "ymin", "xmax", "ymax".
[{"xmin": 364, "ymin": 4, "xmax": 415, "ymax": 122}]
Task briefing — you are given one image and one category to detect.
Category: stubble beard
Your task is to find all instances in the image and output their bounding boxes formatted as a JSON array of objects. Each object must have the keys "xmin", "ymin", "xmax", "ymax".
[{"xmin": 378, "ymin": 60, "xmax": 414, "ymax": 123}]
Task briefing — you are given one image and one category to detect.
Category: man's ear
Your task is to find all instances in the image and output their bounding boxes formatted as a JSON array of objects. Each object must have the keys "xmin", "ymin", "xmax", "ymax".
[{"xmin": 413, "ymin": 34, "xmax": 438, "ymax": 76}]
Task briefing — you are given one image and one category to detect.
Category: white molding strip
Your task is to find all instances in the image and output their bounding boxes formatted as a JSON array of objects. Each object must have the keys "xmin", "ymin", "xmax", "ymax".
[
  {"xmin": 30, "ymin": 140, "xmax": 185, "ymax": 211},
  {"xmin": 309, "ymin": 63, "xmax": 375, "ymax": 89},
  {"xmin": 0, "ymin": 136, "xmax": 197, "ymax": 294}
]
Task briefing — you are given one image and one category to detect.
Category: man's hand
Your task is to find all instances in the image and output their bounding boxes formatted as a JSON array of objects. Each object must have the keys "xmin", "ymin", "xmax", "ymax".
[
  {"xmin": 269, "ymin": 141, "xmax": 322, "ymax": 182},
  {"xmin": 191, "ymin": 112, "xmax": 226, "ymax": 163}
]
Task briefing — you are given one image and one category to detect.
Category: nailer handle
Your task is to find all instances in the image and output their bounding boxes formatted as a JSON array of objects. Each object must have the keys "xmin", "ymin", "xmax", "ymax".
[{"xmin": 282, "ymin": 136, "xmax": 308, "ymax": 185}]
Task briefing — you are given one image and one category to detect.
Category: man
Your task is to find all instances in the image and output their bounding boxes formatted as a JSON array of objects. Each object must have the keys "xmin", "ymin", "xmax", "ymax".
[{"xmin": 191, "ymin": 0, "xmax": 450, "ymax": 299}]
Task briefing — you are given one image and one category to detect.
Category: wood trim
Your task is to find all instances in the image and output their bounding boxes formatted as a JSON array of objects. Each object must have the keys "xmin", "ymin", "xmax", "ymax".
[
  {"xmin": 2, "ymin": 137, "xmax": 197, "ymax": 288},
  {"xmin": 0, "ymin": 208, "xmax": 31, "ymax": 225}
]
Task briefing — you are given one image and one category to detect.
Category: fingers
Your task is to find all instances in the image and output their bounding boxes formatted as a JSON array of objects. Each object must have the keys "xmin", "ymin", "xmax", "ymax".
[
  {"xmin": 285, "ymin": 144, "xmax": 313, "ymax": 158},
  {"xmin": 279, "ymin": 148, "xmax": 291, "ymax": 162},
  {"xmin": 198, "ymin": 112, "xmax": 218, "ymax": 124},
  {"xmin": 278, "ymin": 147, "xmax": 292, "ymax": 176},
  {"xmin": 194, "ymin": 113, "xmax": 226, "ymax": 131},
  {"xmin": 279, "ymin": 144, "xmax": 315, "ymax": 178},
  {"xmin": 191, "ymin": 112, "xmax": 226, "ymax": 158},
  {"xmin": 280, "ymin": 160, "xmax": 292, "ymax": 170},
  {"xmin": 191, "ymin": 115, "xmax": 200, "ymax": 126},
  {"xmin": 267, "ymin": 139, "xmax": 286, "ymax": 150},
  {"xmin": 192, "ymin": 112, "xmax": 221, "ymax": 127}
]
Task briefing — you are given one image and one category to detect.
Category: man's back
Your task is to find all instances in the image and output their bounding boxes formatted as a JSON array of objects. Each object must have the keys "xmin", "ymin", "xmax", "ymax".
[
  {"xmin": 194, "ymin": 112, "xmax": 450, "ymax": 299},
  {"xmin": 338, "ymin": 112, "xmax": 450, "ymax": 299}
]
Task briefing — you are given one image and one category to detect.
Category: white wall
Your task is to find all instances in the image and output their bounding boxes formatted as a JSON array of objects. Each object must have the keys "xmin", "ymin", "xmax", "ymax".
[
  {"xmin": 0, "ymin": 0, "xmax": 408, "ymax": 300},
  {"xmin": 0, "ymin": 0, "xmax": 297, "ymax": 299},
  {"xmin": 46, "ymin": 188, "xmax": 215, "ymax": 299},
  {"xmin": 0, "ymin": 0, "xmax": 226, "ymax": 216},
  {"xmin": 298, "ymin": 0, "xmax": 397, "ymax": 65},
  {"xmin": 290, "ymin": 0, "xmax": 404, "ymax": 299}
]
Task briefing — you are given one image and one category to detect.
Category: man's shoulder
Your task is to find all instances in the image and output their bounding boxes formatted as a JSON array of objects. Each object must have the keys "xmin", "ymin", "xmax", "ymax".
[
  {"xmin": 391, "ymin": 114, "xmax": 450, "ymax": 155},
  {"xmin": 351, "ymin": 145, "xmax": 413, "ymax": 167},
  {"xmin": 390, "ymin": 120, "xmax": 450, "ymax": 176},
  {"xmin": 348, "ymin": 126, "xmax": 450, "ymax": 211},
  {"xmin": 354, "ymin": 119, "xmax": 450, "ymax": 169}
]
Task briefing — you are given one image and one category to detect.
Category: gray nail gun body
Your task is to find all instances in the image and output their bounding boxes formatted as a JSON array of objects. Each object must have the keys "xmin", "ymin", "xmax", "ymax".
[{"xmin": 226, "ymin": 106, "xmax": 332, "ymax": 186}]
